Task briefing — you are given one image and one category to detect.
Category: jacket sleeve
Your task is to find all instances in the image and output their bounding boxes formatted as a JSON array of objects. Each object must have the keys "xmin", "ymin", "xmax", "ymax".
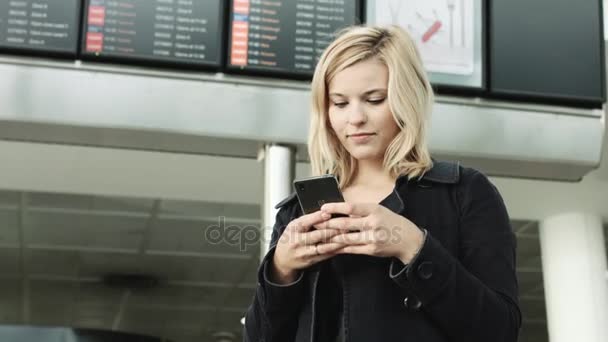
[
  {"xmin": 389, "ymin": 168, "xmax": 522, "ymax": 342},
  {"xmin": 243, "ymin": 203, "xmax": 306, "ymax": 342}
]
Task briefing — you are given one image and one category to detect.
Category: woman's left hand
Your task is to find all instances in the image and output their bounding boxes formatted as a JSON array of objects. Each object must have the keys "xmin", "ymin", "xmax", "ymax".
[{"xmin": 316, "ymin": 202, "xmax": 425, "ymax": 264}]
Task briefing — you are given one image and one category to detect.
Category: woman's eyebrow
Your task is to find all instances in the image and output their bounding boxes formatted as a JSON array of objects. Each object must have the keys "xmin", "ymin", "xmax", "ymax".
[
  {"xmin": 362, "ymin": 88, "xmax": 387, "ymax": 95},
  {"xmin": 329, "ymin": 88, "xmax": 387, "ymax": 97}
]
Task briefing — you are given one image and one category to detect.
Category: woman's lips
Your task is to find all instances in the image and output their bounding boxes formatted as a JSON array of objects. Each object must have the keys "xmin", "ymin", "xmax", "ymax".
[{"xmin": 348, "ymin": 133, "xmax": 375, "ymax": 143}]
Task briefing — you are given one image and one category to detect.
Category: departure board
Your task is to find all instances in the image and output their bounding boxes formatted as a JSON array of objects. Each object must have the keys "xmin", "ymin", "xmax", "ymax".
[
  {"xmin": 0, "ymin": 0, "xmax": 80, "ymax": 55},
  {"xmin": 228, "ymin": 0, "xmax": 360, "ymax": 77},
  {"xmin": 82, "ymin": 0, "xmax": 224, "ymax": 67}
]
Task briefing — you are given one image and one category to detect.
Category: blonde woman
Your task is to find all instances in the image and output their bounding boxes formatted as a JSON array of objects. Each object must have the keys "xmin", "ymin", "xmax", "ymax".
[{"xmin": 244, "ymin": 25, "xmax": 521, "ymax": 342}]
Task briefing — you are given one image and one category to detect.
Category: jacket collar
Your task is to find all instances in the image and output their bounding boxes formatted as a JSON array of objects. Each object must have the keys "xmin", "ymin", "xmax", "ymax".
[
  {"xmin": 275, "ymin": 160, "xmax": 460, "ymax": 210},
  {"xmin": 396, "ymin": 159, "xmax": 461, "ymax": 185},
  {"xmin": 386, "ymin": 160, "xmax": 460, "ymax": 214}
]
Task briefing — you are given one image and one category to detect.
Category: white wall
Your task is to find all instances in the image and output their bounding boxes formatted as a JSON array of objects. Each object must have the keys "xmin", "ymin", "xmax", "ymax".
[
  {"xmin": 0, "ymin": 140, "xmax": 265, "ymax": 204},
  {"xmin": 0, "ymin": 124, "xmax": 606, "ymax": 222},
  {"xmin": 604, "ymin": 0, "xmax": 608, "ymax": 39},
  {"xmin": 491, "ymin": 116, "xmax": 608, "ymax": 221}
]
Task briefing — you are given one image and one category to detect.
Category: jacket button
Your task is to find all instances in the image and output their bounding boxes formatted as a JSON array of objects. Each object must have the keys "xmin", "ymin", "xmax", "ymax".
[
  {"xmin": 403, "ymin": 296, "xmax": 422, "ymax": 311},
  {"xmin": 417, "ymin": 261, "xmax": 434, "ymax": 280}
]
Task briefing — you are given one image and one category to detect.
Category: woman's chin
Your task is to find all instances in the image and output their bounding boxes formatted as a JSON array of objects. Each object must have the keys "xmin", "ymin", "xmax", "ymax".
[{"xmin": 346, "ymin": 148, "xmax": 383, "ymax": 162}]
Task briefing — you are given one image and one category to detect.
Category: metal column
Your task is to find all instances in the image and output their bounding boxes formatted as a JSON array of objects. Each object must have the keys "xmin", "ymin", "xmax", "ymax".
[
  {"xmin": 261, "ymin": 144, "xmax": 295, "ymax": 262},
  {"xmin": 539, "ymin": 212, "xmax": 608, "ymax": 342}
]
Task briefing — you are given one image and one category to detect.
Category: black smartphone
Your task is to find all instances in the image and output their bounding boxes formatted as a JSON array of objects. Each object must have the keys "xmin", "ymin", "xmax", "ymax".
[{"xmin": 293, "ymin": 175, "xmax": 347, "ymax": 217}]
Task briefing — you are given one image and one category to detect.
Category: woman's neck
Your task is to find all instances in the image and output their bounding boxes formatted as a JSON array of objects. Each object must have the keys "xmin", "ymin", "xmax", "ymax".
[{"xmin": 350, "ymin": 158, "xmax": 395, "ymax": 188}]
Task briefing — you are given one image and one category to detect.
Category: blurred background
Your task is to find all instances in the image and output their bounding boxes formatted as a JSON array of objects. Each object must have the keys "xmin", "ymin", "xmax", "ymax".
[{"xmin": 0, "ymin": 0, "xmax": 607, "ymax": 341}]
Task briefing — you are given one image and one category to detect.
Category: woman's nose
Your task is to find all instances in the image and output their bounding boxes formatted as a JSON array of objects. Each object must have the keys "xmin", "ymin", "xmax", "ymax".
[{"xmin": 347, "ymin": 103, "xmax": 367, "ymax": 125}]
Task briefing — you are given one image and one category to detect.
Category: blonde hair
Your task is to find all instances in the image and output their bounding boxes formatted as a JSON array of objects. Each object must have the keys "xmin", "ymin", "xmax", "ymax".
[{"xmin": 308, "ymin": 25, "xmax": 434, "ymax": 188}]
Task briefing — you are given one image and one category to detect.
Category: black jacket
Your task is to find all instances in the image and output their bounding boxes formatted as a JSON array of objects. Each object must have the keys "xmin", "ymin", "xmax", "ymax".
[{"xmin": 244, "ymin": 161, "xmax": 521, "ymax": 342}]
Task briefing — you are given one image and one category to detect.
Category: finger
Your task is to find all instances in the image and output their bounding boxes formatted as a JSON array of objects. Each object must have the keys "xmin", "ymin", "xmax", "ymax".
[
  {"xmin": 334, "ymin": 244, "xmax": 374, "ymax": 255},
  {"xmin": 288, "ymin": 211, "xmax": 330, "ymax": 233},
  {"xmin": 300, "ymin": 241, "xmax": 340, "ymax": 259},
  {"xmin": 326, "ymin": 245, "xmax": 348, "ymax": 254},
  {"xmin": 300, "ymin": 228, "xmax": 342, "ymax": 245},
  {"xmin": 304, "ymin": 243, "xmax": 319, "ymax": 258},
  {"xmin": 307, "ymin": 242, "xmax": 347, "ymax": 263},
  {"xmin": 320, "ymin": 202, "xmax": 376, "ymax": 217},
  {"xmin": 315, "ymin": 241, "xmax": 346, "ymax": 255},
  {"xmin": 315, "ymin": 216, "xmax": 370, "ymax": 231},
  {"xmin": 329, "ymin": 232, "xmax": 370, "ymax": 244}
]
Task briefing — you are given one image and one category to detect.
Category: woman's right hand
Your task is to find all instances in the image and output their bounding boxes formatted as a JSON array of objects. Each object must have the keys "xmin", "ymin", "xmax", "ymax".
[{"xmin": 270, "ymin": 211, "xmax": 344, "ymax": 284}]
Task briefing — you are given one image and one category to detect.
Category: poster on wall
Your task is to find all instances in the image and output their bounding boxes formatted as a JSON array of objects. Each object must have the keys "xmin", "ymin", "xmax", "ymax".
[{"xmin": 373, "ymin": 0, "xmax": 475, "ymax": 75}]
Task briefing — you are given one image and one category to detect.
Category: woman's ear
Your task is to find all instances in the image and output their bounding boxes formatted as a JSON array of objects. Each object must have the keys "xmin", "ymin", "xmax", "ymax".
[{"xmin": 396, "ymin": 118, "xmax": 405, "ymax": 129}]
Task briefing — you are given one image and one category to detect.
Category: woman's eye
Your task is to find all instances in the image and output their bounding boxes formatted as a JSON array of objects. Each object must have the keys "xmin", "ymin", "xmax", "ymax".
[
  {"xmin": 333, "ymin": 102, "xmax": 348, "ymax": 108},
  {"xmin": 368, "ymin": 98, "xmax": 385, "ymax": 105}
]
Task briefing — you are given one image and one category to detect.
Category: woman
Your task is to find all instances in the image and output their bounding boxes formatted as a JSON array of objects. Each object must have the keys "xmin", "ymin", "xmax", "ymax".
[{"xmin": 244, "ymin": 25, "xmax": 521, "ymax": 342}]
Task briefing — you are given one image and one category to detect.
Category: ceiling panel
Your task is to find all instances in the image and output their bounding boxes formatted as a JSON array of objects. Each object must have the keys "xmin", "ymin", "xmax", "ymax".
[
  {"xmin": 0, "ymin": 190, "xmax": 19, "ymax": 206},
  {"xmin": 0, "ymin": 248, "xmax": 20, "ymax": 276},
  {"xmin": 27, "ymin": 193, "xmax": 155, "ymax": 213},
  {"xmin": 526, "ymin": 282, "xmax": 545, "ymax": 297},
  {"xmin": 30, "ymin": 279, "xmax": 82, "ymax": 305},
  {"xmin": 518, "ymin": 269, "xmax": 544, "ymax": 296},
  {"xmin": 148, "ymin": 218, "xmax": 260, "ymax": 256},
  {"xmin": 128, "ymin": 286, "xmax": 217, "ymax": 308},
  {"xmin": 160, "ymin": 200, "xmax": 260, "ymax": 221},
  {"xmin": 115, "ymin": 308, "xmax": 169, "ymax": 338},
  {"xmin": 120, "ymin": 308, "xmax": 243, "ymax": 340},
  {"xmin": 519, "ymin": 322, "xmax": 549, "ymax": 342},
  {"xmin": 78, "ymin": 254, "xmax": 257, "ymax": 285},
  {"xmin": 518, "ymin": 255, "xmax": 542, "ymax": 269},
  {"xmin": 27, "ymin": 250, "xmax": 81, "ymax": 277},
  {"xmin": 0, "ymin": 278, "xmax": 22, "ymax": 323},
  {"xmin": 0, "ymin": 188, "xmax": 567, "ymax": 342},
  {"xmin": 25, "ymin": 212, "xmax": 146, "ymax": 251},
  {"xmin": 29, "ymin": 302, "xmax": 73, "ymax": 327},
  {"xmin": 512, "ymin": 219, "xmax": 533, "ymax": 232},
  {"xmin": 605, "ymin": 224, "xmax": 608, "ymax": 251},
  {"xmin": 517, "ymin": 235, "xmax": 542, "ymax": 269},
  {"xmin": 0, "ymin": 208, "xmax": 19, "ymax": 246},
  {"xmin": 513, "ymin": 220, "xmax": 539, "ymax": 235},
  {"xmin": 520, "ymin": 297, "xmax": 547, "ymax": 321}
]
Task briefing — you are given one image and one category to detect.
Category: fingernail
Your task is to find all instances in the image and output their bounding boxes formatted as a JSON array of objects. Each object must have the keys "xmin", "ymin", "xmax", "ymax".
[{"xmin": 321, "ymin": 212, "xmax": 331, "ymax": 219}]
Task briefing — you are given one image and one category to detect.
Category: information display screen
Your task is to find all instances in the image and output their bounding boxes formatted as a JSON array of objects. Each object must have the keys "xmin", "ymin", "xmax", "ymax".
[
  {"xmin": 490, "ymin": 0, "xmax": 604, "ymax": 104},
  {"xmin": 0, "ymin": 0, "xmax": 80, "ymax": 55},
  {"xmin": 228, "ymin": 0, "xmax": 360, "ymax": 77},
  {"xmin": 81, "ymin": 0, "xmax": 224, "ymax": 67},
  {"xmin": 367, "ymin": 0, "xmax": 484, "ymax": 89}
]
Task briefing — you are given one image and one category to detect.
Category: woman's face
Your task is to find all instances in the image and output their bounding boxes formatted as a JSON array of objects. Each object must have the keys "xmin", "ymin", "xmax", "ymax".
[{"xmin": 327, "ymin": 58, "xmax": 400, "ymax": 162}]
